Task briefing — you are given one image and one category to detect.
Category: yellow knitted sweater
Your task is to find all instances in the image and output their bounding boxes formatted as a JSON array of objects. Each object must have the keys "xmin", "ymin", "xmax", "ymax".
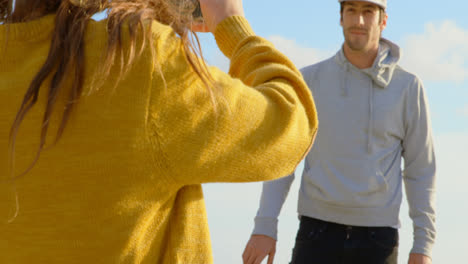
[{"xmin": 0, "ymin": 15, "xmax": 317, "ymax": 263}]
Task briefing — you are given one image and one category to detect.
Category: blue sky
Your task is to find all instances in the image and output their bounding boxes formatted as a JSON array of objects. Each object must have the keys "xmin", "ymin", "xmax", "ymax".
[{"xmin": 198, "ymin": 1, "xmax": 468, "ymax": 263}]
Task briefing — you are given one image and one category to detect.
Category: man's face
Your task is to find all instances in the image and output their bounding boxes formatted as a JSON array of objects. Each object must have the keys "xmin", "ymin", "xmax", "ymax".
[{"xmin": 340, "ymin": 1, "xmax": 387, "ymax": 53}]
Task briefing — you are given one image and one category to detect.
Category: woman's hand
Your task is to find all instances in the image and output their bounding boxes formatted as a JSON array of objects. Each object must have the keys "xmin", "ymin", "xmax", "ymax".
[{"xmin": 191, "ymin": 0, "xmax": 244, "ymax": 33}]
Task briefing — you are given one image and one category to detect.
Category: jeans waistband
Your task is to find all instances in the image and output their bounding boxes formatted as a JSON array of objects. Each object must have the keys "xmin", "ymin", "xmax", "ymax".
[{"xmin": 300, "ymin": 215, "xmax": 396, "ymax": 232}]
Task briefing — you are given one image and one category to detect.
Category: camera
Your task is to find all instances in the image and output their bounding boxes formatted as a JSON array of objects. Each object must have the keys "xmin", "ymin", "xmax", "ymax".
[
  {"xmin": 192, "ymin": 1, "xmax": 203, "ymax": 21},
  {"xmin": 174, "ymin": 0, "xmax": 203, "ymax": 22}
]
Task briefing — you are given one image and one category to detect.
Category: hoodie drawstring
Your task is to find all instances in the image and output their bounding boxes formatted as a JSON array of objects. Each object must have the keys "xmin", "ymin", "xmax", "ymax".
[
  {"xmin": 341, "ymin": 64, "xmax": 349, "ymax": 97},
  {"xmin": 341, "ymin": 63, "xmax": 374, "ymax": 154},
  {"xmin": 367, "ymin": 80, "xmax": 374, "ymax": 154}
]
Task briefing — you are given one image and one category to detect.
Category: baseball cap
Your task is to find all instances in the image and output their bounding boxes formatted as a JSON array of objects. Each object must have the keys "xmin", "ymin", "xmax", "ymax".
[{"xmin": 338, "ymin": 0, "xmax": 387, "ymax": 10}]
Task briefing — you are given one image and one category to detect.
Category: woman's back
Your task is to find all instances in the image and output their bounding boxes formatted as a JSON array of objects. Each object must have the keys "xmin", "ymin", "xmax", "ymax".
[
  {"xmin": 0, "ymin": 16, "xmax": 210, "ymax": 263},
  {"xmin": 0, "ymin": 2, "xmax": 318, "ymax": 263}
]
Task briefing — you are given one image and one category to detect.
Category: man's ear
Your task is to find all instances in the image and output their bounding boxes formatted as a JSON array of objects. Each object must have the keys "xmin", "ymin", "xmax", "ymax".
[{"xmin": 380, "ymin": 13, "xmax": 388, "ymax": 31}]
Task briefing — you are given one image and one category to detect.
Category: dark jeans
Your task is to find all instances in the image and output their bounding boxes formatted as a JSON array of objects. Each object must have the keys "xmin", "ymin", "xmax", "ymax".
[{"xmin": 290, "ymin": 216, "xmax": 398, "ymax": 264}]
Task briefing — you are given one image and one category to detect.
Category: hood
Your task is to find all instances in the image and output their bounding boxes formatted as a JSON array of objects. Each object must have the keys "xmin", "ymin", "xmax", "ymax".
[
  {"xmin": 333, "ymin": 38, "xmax": 401, "ymax": 154},
  {"xmin": 335, "ymin": 38, "xmax": 400, "ymax": 88}
]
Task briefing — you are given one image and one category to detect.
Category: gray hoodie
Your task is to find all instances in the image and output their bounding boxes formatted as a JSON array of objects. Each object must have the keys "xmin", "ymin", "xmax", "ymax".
[{"xmin": 252, "ymin": 39, "xmax": 436, "ymax": 257}]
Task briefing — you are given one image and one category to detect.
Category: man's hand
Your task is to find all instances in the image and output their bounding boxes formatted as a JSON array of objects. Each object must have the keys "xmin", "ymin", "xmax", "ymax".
[
  {"xmin": 242, "ymin": 235, "xmax": 277, "ymax": 264},
  {"xmin": 408, "ymin": 253, "xmax": 432, "ymax": 264}
]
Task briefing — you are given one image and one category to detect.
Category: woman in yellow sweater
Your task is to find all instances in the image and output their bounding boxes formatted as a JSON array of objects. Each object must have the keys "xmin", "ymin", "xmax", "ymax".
[{"xmin": 0, "ymin": 0, "xmax": 318, "ymax": 263}]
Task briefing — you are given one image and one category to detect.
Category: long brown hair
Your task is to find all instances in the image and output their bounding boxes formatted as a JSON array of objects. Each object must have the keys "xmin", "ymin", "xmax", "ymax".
[{"xmin": 2, "ymin": 0, "xmax": 214, "ymax": 180}]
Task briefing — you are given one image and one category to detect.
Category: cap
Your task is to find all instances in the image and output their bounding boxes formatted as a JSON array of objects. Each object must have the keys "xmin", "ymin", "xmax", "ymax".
[{"xmin": 338, "ymin": 0, "xmax": 387, "ymax": 10}]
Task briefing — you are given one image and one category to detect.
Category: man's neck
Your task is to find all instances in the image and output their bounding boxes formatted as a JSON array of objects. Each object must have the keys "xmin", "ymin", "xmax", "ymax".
[{"xmin": 343, "ymin": 44, "xmax": 379, "ymax": 69}]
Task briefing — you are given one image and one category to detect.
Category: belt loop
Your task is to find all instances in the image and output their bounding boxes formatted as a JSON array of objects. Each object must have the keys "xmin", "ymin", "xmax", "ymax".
[{"xmin": 345, "ymin": 226, "xmax": 353, "ymax": 240}]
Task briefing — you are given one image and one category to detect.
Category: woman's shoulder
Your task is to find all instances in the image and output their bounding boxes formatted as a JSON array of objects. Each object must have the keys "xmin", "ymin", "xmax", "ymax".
[{"xmin": 84, "ymin": 17, "xmax": 181, "ymax": 50}]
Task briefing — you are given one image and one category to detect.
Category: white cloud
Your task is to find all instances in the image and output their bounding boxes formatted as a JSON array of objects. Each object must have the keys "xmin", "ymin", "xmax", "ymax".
[
  {"xmin": 206, "ymin": 35, "xmax": 335, "ymax": 73},
  {"xmin": 266, "ymin": 36, "xmax": 335, "ymax": 69},
  {"xmin": 400, "ymin": 20, "xmax": 468, "ymax": 83},
  {"xmin": 207, "ymin": 21, "xmax": 468, "ymax": 83},
  {"xmin": 210, "ymin": 22, "xmax": 468, "ymax": 83},
  {"xmin": 457, "ymin": 105, "xmax": 468, "ymax": 117}
]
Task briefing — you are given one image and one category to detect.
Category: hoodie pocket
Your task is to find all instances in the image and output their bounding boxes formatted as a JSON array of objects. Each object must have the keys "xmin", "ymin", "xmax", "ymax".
[{"xmin": 304, "ymin": 158, "xmax": 389, "ymax": 208}]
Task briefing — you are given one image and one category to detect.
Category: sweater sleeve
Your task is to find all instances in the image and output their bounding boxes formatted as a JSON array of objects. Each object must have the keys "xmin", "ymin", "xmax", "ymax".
[
  {"xmin": 251, "ymin": 173, "xmax": 296, "ymax": 240},
  {"xmin": 402, "ymin": 77, "xmax": 436, "ymax": 258},
  {"xmin": 148, "ymin": 16, "xmax": 318, "ymax": 185}
]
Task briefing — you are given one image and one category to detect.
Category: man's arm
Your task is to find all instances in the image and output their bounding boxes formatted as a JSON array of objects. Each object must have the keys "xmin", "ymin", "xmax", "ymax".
[
  {"xmin": 402, "ymin": 77, "xmax": 436, "ymax": 260},
  {"xmin": 242, "ymin": 173, "xmax": 296, "ymax": 264},
  {"xmin": 253, "ymin": 174, "xmax": 296, "ymax": 239}
]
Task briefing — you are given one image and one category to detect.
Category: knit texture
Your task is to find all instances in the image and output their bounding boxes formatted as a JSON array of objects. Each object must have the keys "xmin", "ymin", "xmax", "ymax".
[{"xmin": 0, "ymin": 15, "xmax": 317, "ymax": 263}]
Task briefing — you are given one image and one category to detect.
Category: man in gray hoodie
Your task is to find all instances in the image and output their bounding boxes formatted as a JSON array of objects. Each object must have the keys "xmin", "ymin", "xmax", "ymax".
[{"xmin": 242, "ymin": 1, "xmax": 436, "ymax": 264}]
